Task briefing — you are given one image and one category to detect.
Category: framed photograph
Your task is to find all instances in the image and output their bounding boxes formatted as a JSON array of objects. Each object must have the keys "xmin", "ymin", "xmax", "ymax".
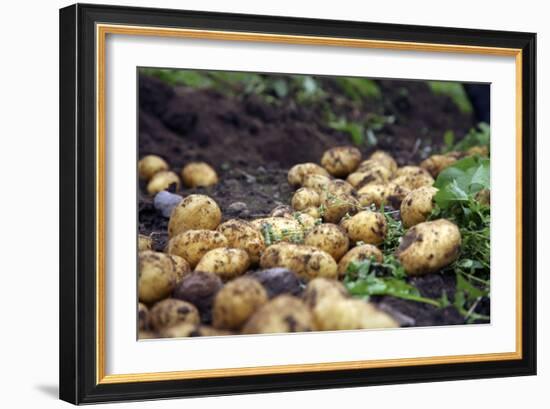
[{"xmin": 59, "ymin": 3, "xmax": 536, "ymax": 404}]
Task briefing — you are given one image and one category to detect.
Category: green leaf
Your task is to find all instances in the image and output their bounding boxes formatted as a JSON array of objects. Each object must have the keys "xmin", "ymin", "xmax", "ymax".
[
  {"xmin": 443, "ymin": 130, "xmax": 455, "ymax": 150},
  {"xmin": 428, "ymin": 81, "xmax": 473, "ymax": 114}
]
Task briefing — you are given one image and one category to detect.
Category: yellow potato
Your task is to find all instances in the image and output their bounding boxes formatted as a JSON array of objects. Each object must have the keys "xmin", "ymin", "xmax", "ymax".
[
  {"xmin": 392, "ymin": 166, "xmax": 434, "ymax": 190},
  {"xmin": 138, "ymin": 330, "xmax": 158, "ymax": 339},
  {"xmin": 181, "ymin": 162, "xmax": 219, "ymax": 187},
  {"xmin": 138, "ymin": 302, "xmax": 150, "ymax": 331},
  {"xmin": 287, "ymin": 163, "xmax": 330, "ymax": 187},
  {"xmin": 166, "ymin": 229, "xmax": 228, "ymax": 268},
  {"xmin": 369, "ymin": 150, "xmax": 398, "ymax": 174},
  {"xmin": 146, "ymin": 171, "xmax": 180, "ymax": 195},
  {"xmin": 467, "ymin": 145, "xmax": 489, "ymax": 157},
  {"xmin": 212, "ymin": 277, "xmax": 268, "ymax": 330},
  {"xmin": 169, "ymin": 254, "xmax": 192, "ymax": 284},
  {"xmin": 291, "ymin": 212, "xmax": 318, "ymax": 231},
  {"xmin": 420, "ymin": 153, "xmax": 460, "ymax": 177},
  {"xmin": 337, "ymin": 244, "xmax": 383, "ymax": 278},
  {"xmin": 321, "ymin": 146, "xmax": 362, "ymax": 177},
  {"xmin": 320, "ymin": 190, "xmax": 359, "ymax": 224},
  {"xmin": 138, "ymin": 154, "xmax": 169, "ymax": 180},
  {"xmin": 138, "ymin": 234, "xmax": 153, "ymax": 252},
  {"xmin": 383, "ymin": 182, "xmax": 411, "ymax": 209},
  {"xmin": 217, "ymin": 219, "xmax": 265, "ymax": 264},
  {"xmin": 314, "ymin": 298, "xmax": 398, "ymax": 331},
  {"xmin": 395, "ymin": 219, "xmax": 461, "ymax": 275},
  {"xmin": 269, "ymin": 204, "xmax": 294, "ymax": 218},
  {"xmin": 347, "ymin": 164, "xmax": 392, "ymax": 188},
  {"xmin": 168, "ymin": 194, "xmax": 222, "ymax": 238},
  {"xmin": 302, "ymin": 173, "xmax": 332, "ymax": 192},
  {"xmin": 250, "ymin": 217, "xmax": 305, "ymax": 244},
  {"xmin": 149, "ymin": 298, "xmax": 200, "ymax": 330},
  {"xmin": 260, "ymin": 243, "xmax": 338, "ymax": 281},
  {"xmin": 357, "ymin": 183, "xmax": 387, "ymax": 209},
  {"xmin": 302, "ymin": 277, "xmax": 348, "ymax": 308},
  {"xmin": 291, "ymin": 187, "xmax": 321, "ymax": 211},
  {"xmin": 195, "ymin": 247, "xmax": 251, "ymax": 281},
  {"xmin": 304, "ymin": 223, "xmax": 349, "ymax": 261},
  {"xmin": 138, "ymin": 251, "xmax": 177, "ymax": 304},
  {"xmin": 400, "ymin": 186, "xmax": 438, "ymax": 228},
  {"xmin": 340, "ymin": 210, "xmax": 387, "ymax": 245},
  {"xmin": 159, "ymin": 323, "xmax": 196, "ymax": 338}
]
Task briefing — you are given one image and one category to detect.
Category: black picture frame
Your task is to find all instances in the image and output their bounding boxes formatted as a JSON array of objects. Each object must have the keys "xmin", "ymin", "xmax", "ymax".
[{"xmin": 59, "ymin": 3, "xmax": 537, "ymax": 404}]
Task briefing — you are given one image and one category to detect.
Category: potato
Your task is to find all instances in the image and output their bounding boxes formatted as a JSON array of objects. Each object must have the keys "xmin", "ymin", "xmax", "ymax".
[
  {"xmin": 357, "ymin": 183, "xmax": 387, "ymax": 208},
  {"xmin": 173, "ymin": 271, "xmax": 222, "ymax": 322},
  {"xmin": 304, "ymin": 223, "xmax": 349, "ymax": 261},
  {"xmin": 212, "ymin": 277, "xmax": 268, "ymax": 330},
  {"xmin": 313, "ymin": 298, "xmax": 398, "ymax": 331},
  {"xmin": 395, "ymin": 219, "xmax": 461, "ymax": 275},
  {"xmin": 195, "ymin": 247, "xmax": 251, "ymax": 281},
  {"xmin": 217, "ymin": 219, "xmax": 265, "ymax": 264},
  {"xmin": 138, "ymin": 302, "xmax": 150, "ymax": 331},
  {"xmin": 400, "ymin": 186, "xmax": 438, "ymax": 228},
  {"xmin": 269, "ymin": 204, "xmax": 294, "ymax": 218},
  {"xmin": 320, "ymin": 191, "xmax": 359, "ymax": 224},
  {"xmin": 369, "ymin": 150, "xmax": 398, "ymax": 174},
  {"xmin": 242, "ymin": 295, "xmax": 315, "ymax": 334},
  {"xmin": 260, "ymin": 243, "xmax": 338, "ymax": 281},
  {"xmin": 467, "ymin": 145, "xmax": 489, "ymax": 157},
  {"xmin": 302, "ymin": 173, "xmax": 332, "ymax": 193},
  {"xmin": 138, "ymin": 330, "xmax": 158, "ymax": 340},
  {"xmin": 166, "ymin": 229, "xmax": 228, "ymax": 268},
  {"xmin": 420, "ymin": 153, "xmax": 459, "ymax": 177},
  {"xmin": 287, "ymin": 163, "xmax": 330, "ymax": 187},
  {"xmin": 392, "ymin": 166, "xmax": 434, "ymax": 190},
  {"xmin": 138, "ymin": 251, "xmax": 177, "ymax": 304},
  {"xmin": 181, "ymin": 162, "xmax": 218, "ymax": 187},
  {"xmin": 169, "ymin": 254, "xmax": 191, "ymax": 284},
  {"xmin": 338, "ymin": 244, "xmax": 383, "ymax": 278},
  {"xmin": 138, "ymin": 234, "xmax": 153, "ymax": 252},
  {"xmin": 291, "ymin": 212, "xmax": 318, "ymax": 231},
  {"xmin": 250, "ymin": 217, "xmax": 305, "ymax": 244},
  {"xmin": 326, "ymin": 179, "xmax": 356, "ymax": 196},
  {"xmin": 340, "ymin": 210, "xmax": 387, "ymax": 245},
  {"xmin": 300, "ymin": 206, "xmax": 322, "ymax": 219},
  {"xmin": 138, "ymin": 154, "xmax": 169, "ymax": 180},
  {"xmin": 146, "ymin": 170, "xmax": 180, "ymax": 195},
  {"xmin": 248, "ymin": 268, "xmax": 303, "ymax": 298},
  {"xmin": 159, "ymin": 323, "xmax": 196, "ymax": 338},
  {"xmin": 302, "ymin": 277, "xmax": 348, "ymax": 308},
  {"xmin": 168, "ymin": 194, "xmax": 222, "ymax": 238},
  {"xmin": 149, "ymin": 298, "xmax": 200, "ymax": 330},
  {"xmin": 291, "ymin": 187, "xmax": 321, "ymax": 210},
  {"xmin": 382, "ymin": 182, "xmax": 411, "ymax": 209},
  {"xmin": 190, "ymin": 326, "xmax": 234, "ymax": 337},
  {"xmin": 475, "ymin": 188, "xmax": 491, "ymax": 205},
  {"xmin": 347, "ymin": 164, "xmax": 392, "ymax": 188},
  {"xmin": 321, "ymin": 146, "xmax": 362, "ymax": 177}
]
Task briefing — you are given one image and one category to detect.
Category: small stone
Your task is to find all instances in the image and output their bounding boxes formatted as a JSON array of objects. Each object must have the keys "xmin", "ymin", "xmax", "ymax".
[
  {"xmin": 226, "ymin": 201, "xmax": 248, "ymax": 216},
  {"xmin": 153, "ymin": 191, "xmax": 183, "ymax": 218}
]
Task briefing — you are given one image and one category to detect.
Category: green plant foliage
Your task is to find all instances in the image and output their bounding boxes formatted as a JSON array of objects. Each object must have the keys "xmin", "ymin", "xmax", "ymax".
[
  {"xmin": 428, "ymin": 81, "xmax": 473, "ymax": 114},
  {"xmin": 335, "ymin": 77, "xmax": 381, "ymax": 100},
  {"xmin": 454, "ymin": 123, "xmax": 490, "ymax": 151}
]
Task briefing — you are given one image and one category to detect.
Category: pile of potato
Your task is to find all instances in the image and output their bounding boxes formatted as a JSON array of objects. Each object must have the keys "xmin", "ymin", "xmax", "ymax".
[{"xmin": 138, "ymin": 146, "xmax": 477, "ymax": 339}]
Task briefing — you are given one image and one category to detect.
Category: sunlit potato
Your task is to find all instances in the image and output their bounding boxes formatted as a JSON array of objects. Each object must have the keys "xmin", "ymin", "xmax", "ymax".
[
  {"xmin": 287, "ymin": 163, "xmax": 330, "ymax": 187},
  {"xmin": 304, "ymin": 223, "xmax": 349, "ymax": 261},
  {"xmin": 340, "ymin": 210, "xmax": 387, "ymax": 245},
  {"xmin": 291, "ymin": 187, "xmax": 321, "ymax": 211},
  {"xmin": 291, "ymin": 212, "xmax": 318, "ymax": 230},
  {"xmin": 347, "ymin": 164, "xmax": 392, "ymax": 189},
  {"xmin": 195, "ymin": 247, "xmax": 251, "ymax": 281},
  {"xmin": 169, "ymin": 254, "xmax": 192, "ymax": 284},
  {"xmin": 395, "ymin": 219, "xmax": 461, "ymax": 275},
  {"xmin": 369, "ymin": 150, "xmax": 398, "ymax": 174},
  {"xmin": 138, "ymin": 234, "xmax": 153, "ymax": 252},
  {"xmin": 138, "ymin": 154, "xmax": 169, "ymax": 180},
  {"xmin": 138, "ymin": 250, "xmax": 177, "ymax": 304},
  {"xmin": 357, "ymin": 184, "xmax": 387, "ymax": 209},
  {"xmin": 217, "ymin": 219, "xmax": 265, "ymax": 264},
  {"xmin": 166, "ymin": 229, "xmax": 228, "ymax": 268},
  {"xmin": 392, "ymin": 166, "xmax": 434, "ymax": 190},
  {"xmin": 250, "ymin": 217, "xmax": 305, "ymax": 244},
  {"xmin": 149, "ymin": 298, "xmax": 200, "ymax": 330},
  {"xmin": 168, "ymin": 194, "xmax": 222, "ymax": 238},
  {"xmin": 181, "ymin": 162, "xmax": 219, "ymax": 188},
  {"xmin": 302, "ymin": 173, "xmax": 332, "ymax": 192},
  {"xmin": 400, "ymin": 186, "xmax": 438, "ymax": 228},
  {"xmin": 302, "ymin": 277, "xmax": 349, "ymax": 308},
  {"xmin": 337, "ymin": 244, "xmax": 383, "ymax": 278},
  {"xmin": 146, "ymin": 170, "xmax": 180, "ymax": 195},
  {"xmin": 321, "ymin": 146, "xmax": 362, "ymax": 177}
]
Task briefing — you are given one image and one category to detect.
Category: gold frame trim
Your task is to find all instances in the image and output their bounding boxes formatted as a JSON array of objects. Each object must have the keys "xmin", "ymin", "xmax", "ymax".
[{"xmin": 96, "ymin": 23, "xmax": 523, "ymax": 385}]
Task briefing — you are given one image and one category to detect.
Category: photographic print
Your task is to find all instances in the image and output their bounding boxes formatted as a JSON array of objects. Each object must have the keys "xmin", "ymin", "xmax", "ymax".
[{"xmin": 137, "ymin": 69, "xmax": 491, "ymax": 338}]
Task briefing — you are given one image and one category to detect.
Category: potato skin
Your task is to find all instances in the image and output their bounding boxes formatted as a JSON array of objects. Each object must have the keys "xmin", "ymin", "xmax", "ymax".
[
  {"xmin": 212, "ymin": 277, "xmax": 268, "ymax": 330},
  {"xmin": 138, "ymin": 251, "xmax": 177, "ymax": 304},
  {"xmin": 149, "ymin": 298, "xmax": 200, "ymax": 330},
  {"xmin": 321, "ymin": 146, "xmax": 362, "ymax": 177},
  {"xmin": 320, "ymin": 191, "xmax": 359, "ymax": 224},
  {"xmin": 291, "ymin": 187, "xmax": 321, "ymax": 210},
  {"xmin": 269, "ymin": 204, "xmax": 294, "ymax": 218},
  {"xmin": 392, "ymin": 166, "xmax": 434, "ymax": 190},
  {"xmin": 395, "ymin": 219, "xmax": 461, "ymax": 275},
  {"xmin": 382, "ymin": 182, "xmax": 411, "ymax": 209},
  {"xmin": 369, "ymin": 150, "xmax": 398, "ymax": 174},
  {"xmin": 217, "ymin": 219, "xmax": 265, "ymax": 264},
  {"xmin": 242, "ymin": 295, "xmax": 315, "ymax": 334},
  {"xmin": 420, "ymin": 153, "xmax": 460, "ymax": 177},
  {"xmin": 247, "ymin": 268, "xmax": 303, "ymax": 298},
  {"xmin": 159, "ymin": 323, "xmax": 196, "ymax": 338},
  {"xmin": 340, "ymin": 210, "xmax": 387, "ymax": 245},
  {"xmin": 250, "ymin": 217, "xmax": 305, "ymax": 244},
  {"xmin": 287, "ymin": 163, "xmax": 330, "ymax": 187},
  {"xmin": 138, "ymin": 155, "xmax": 169, "ymax": 180},
  {"xmin": 168, "ymin": 194, "xmax": 222, "ymax": 238},
  {"xmin": 138, "ymin": 303, "xmax": 150, "ymax": 331},
  {"xmin": 337, "ymin": 244, "xmax": 383, "ymax": 278},
  {"xmin": 181, "ymin": 162, "xmax": 218, "ymax": 187},
  {"xmin": 146, "ymin": 171, "xmax": 180, "ymax": 195},
  {"xmin": 195, "ymin": 247, "xmax": 251, "ymax": 281},
  {"xmin": 467, "ymin": 145, "xmax": 489, "ymax": 157},
  {"xmin": 169, "ymin": 254, "xmax": 192, "ymax": 284},
  {"xmin": 173, "ymin": 271, "xmax": 222, "ymax": 322},
  {"xmin": 313, "ymin": 298, "xmax": 398, "ymax": 330},
  {"xmin": 347, "ymin": 164, "xmax": 392, "ymax": 189},
  {"xmin": 304, "ymin": 223, "xmax": 349, "ymax": 261},
  {"xmin": 138, "ymin": 234, "xmax": 153, "ymax": 252},
  {"xmin": 302, "ymin": 173, "xmax": 332, "ymax": 192},
  {"xmin": 400, "ymin": 186, "xmax": 438, "ymax": 228},
  {"xmin": 357, "ymin": 184, "xmax": 387, "ymax": 208},
  {"xmin": 260, "ymin": 243, "xmax": 338, "ymax": 281},
  {"xmin": 302, "ymin": 278, "xmax": 348, "ymax": 308},
  {"xmin": 167, "ymin": 229, "xmax": 228, "ymax": 268}
]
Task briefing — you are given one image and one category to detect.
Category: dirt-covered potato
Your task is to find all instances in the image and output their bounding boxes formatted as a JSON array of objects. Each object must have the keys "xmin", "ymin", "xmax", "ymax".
[
  {"xmin": 166, "ymin": 229, "xmax": 228, "ymax": 267},
  {"xmin": 291, "ymin": 187, "xmax": 321, "ymax": 211},
  {"xmin": 400, "ymin": 186, "xmax": 438, "ymax": 228},
  {"xmin": 181, "ymin": 162, "xmax": 219, "ymax": 187},
  {"xmin": 138, "ymin": 234, "xmax": 153, "ymax": 252},
  {"xmin": 190, "ymin": 326, "xmax": 234, "ymax": 337},
  {"xmin": 314, "ymin": 298, "xmax": 398, "ymax": 330},
  {"xmin": 321, "ymin": 146, "xmax": 362, "ymax": 177},
  {"xmin": 250, "ymin": 217, "xmax": 305, "ymax": 244},
  {"xmin": 467, "ymin": 145, "xmax": 489, "ymax": 157},
  {"xmin": 138, "ymin": 302, "xmax": 150, "ymax": 331},
  {"xmin": 242, "ymin": 295, "xmax": 315, "ymax": 334},
  {"xmin": 269, "ymin": 204, "xmax": 294, "ymax": 218},
  {"xmin": 149, "ymin": 298, "xmax": 200, "ymax": 330},
  {"xmin": 212, "ymin": 277, "xmax": 268, "ymax": 330},
  {"xmin": 159, "ymin": 323, "xmax": 196, "ymax": 338},
  {"xmin": 168, "ymin": 194, "xmax": 222, "ymax": 238},
  {"xmin": 247, "ymin": 268, "xmax": 303, "ymax": 298},
  {"xmin": 300, "ymin": 206, "xmax": 321, "ymax": 219},
  {"xmin": 195, "ymin": 247, "xmax": 251, "ymax": 281},
  {"xmin": 287, "ymin": 162, "xmax": 330, "ymax": 187},
  {"xmin": 291, "ymin": 212, "xmax": 318, "ymax": 231},
  {"xmin": 173, "ymin": 271, "xmax": 222, "ymax": 322},
  {"xmin": 382, "ymin": 182, "xmax": 411, "ymax": 209},
  {"xmin": 302, "ymin": 277, "xmax": 348, "ymax": 307},
  {"xmin": 320, "ymin": 191, "xmax": 359, "ymax": 224},
  {"xmin": 369, "ymin": 150, "xmax": 398, "ymax": 174},
  {"xmin": 146, "ymin": 170, "xmax": 180, "ymax": 195},
  {"xmin": 337, "ymin": 244, "xmax": 384, "ymax": 278},
  {"xmin": 304, "ymin": 223, "xmax": 349, "ymax": 261},
  {"xmin": 392, "ymin": 166, "xmax": 434, "ymax": 190},
  {"xmin": 169, "ymin": 254, "xmax": 191, "ymax": 284},
  {"xmin": 138, "ymin": 330, "xmax": 158, "ymax": 340},
  {"xmin": 475, "ymin": 188, "xmax": 491, "ymax": 205},
  {"xmin": 327, "ymin": 179, "xmax": 356, "ymax": 196},
  {"xmin": 395, "ymin": 219, "xmax": 461, "ymax": 275},
  {"xmin": 217, "ymin": 219, "xmax": 265, "ymax": 264},
  {"xmin": 260, "ymin": 243, "xmax": 338, "ymax": 281},
  {"xmin": 420, "ymin": 153, "xmax": 459, "ymax": 177},
  {"xmin": 302, "ymin": 173, "xmax": 332, "ymax": 192},
  {"xmin": 340, "ymin": 210, "xmax": 387, "ymax": 245},
  {"xmin": 357, "ymin": 183, "xmax": 387, "ymax": 208},
  {"xmin": 347, "ymin": 164, "xmax": 392, "ymax": 189},
  {"xmin": 138, "ymin": 251, "xmax": 177, "ymax": 304},
  {"xmin": 138, "ymin": 154, "xmax": 169, "ymax": 180}
]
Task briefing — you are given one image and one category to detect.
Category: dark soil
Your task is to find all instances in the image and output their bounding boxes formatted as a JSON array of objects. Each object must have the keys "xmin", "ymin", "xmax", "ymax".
[{"xmin": 138, "ymin": 73, "xmax": 486, "ymax": 327}]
